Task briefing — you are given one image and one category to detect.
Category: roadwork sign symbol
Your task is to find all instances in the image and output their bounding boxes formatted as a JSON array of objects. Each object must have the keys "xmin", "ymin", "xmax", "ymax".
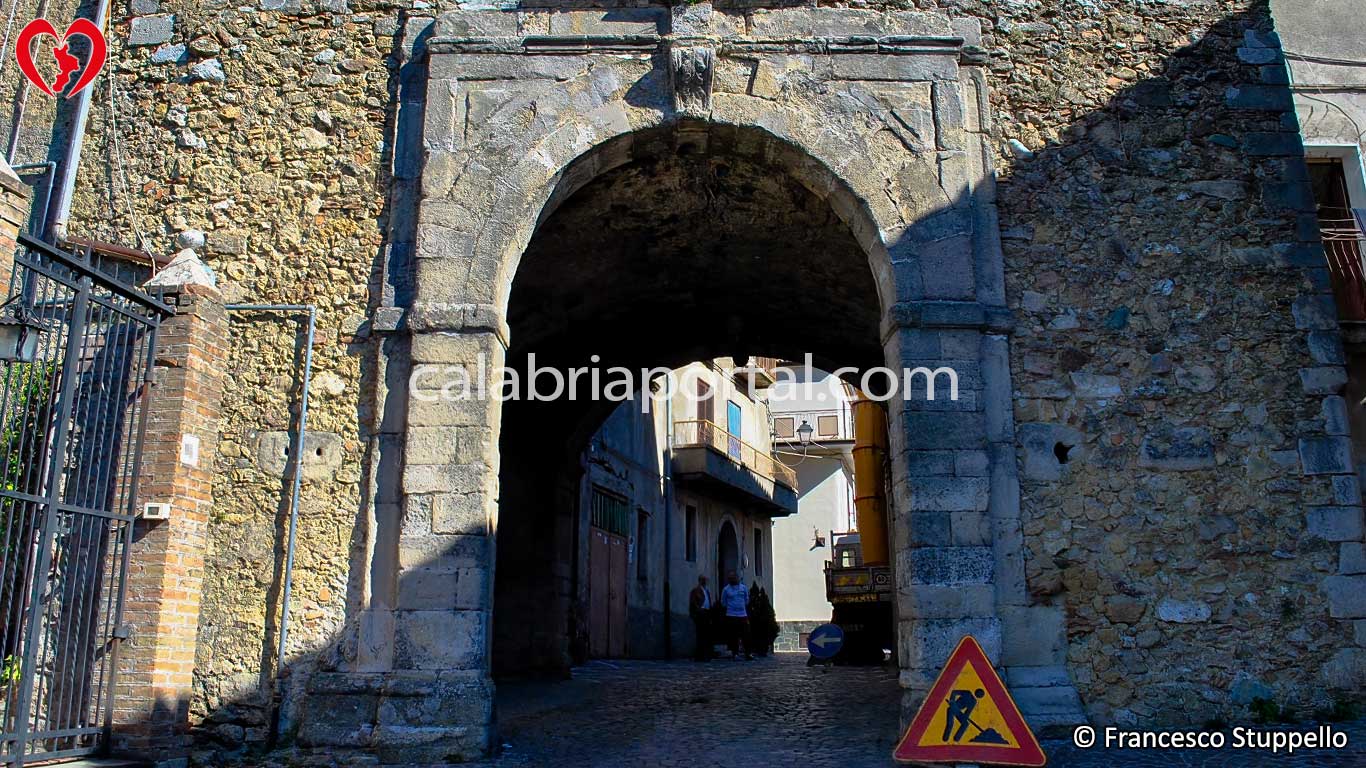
[
  {"xmin": 805, "ymin": 623, "xmax": 843, "ymax": 660},
  {"xmin": 893, "ymin": 635, "xmax": 1046, "ymax": 766}
]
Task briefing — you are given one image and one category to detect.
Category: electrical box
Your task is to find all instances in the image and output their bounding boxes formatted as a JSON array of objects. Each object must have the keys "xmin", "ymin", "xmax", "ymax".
[{"xmin": 141, "ymin": 502, "xmax": 172, "ymax": 521}]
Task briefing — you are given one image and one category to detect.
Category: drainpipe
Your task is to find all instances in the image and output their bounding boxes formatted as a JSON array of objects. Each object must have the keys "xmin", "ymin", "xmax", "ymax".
[
  {"xmin": 46, "ymin": 0, "xmax": 110, "ymax": 242},
  {"xmin": 9, "ymin": 162, "xmax": 55, "ymax": 237},
  {"xmin": 662, "ymin": 388, "xmax": 674, "ymax": 659},
  {"xmin": 225, "ymin": 303, "xmax": 316, "ymax": 741}
]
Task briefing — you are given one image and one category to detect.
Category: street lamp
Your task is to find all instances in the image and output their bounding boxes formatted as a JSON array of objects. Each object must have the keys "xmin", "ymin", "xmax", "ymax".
[{"xmin": 797, "ymin": 420, "xmax": 814, "ymax": 446}]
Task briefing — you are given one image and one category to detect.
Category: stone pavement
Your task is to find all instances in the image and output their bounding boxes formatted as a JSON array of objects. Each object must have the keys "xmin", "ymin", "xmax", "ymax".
[{"xmin": 465, "ymin": 655, "xmax": 1366, "ymax": 768}]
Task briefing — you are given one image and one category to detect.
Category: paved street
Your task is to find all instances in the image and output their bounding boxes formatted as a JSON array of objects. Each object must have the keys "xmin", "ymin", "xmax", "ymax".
[{"xmin": 471, "ymin": 655, "xmax": 1366, "ymax": 768}]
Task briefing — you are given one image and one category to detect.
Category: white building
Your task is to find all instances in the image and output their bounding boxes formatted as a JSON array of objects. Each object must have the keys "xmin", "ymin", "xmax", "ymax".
[{"xmin": 765, "ymin": 365, "xmax": 857, "ymax": 651}]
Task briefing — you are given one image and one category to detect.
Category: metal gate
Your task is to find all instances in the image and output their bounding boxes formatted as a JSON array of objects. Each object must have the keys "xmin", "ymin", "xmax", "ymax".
[{"xmin": 0, "ymin": 233, "xmax": 171, "ymax": 765}]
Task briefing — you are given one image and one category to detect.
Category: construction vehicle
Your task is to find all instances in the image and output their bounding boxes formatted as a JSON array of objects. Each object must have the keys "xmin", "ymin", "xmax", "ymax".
[{"xmin": 822, "ymin": 395, "xmax": 895, "ymax": 663}]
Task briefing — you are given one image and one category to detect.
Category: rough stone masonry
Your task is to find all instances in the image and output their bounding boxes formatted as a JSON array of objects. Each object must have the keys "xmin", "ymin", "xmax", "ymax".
[{"xmin": 13, "ymin": 0, "xmax": 1358, "ymax": 763}]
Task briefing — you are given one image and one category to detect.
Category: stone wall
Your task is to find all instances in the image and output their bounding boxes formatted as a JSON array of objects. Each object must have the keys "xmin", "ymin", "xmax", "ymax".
[
  {"xmin": 985, "ymin": 0, "xmax": 1366, "ymax": 725},
  {"xmin": 29, "ymin": 0, "xmax": 1361, "ymax": 761}
]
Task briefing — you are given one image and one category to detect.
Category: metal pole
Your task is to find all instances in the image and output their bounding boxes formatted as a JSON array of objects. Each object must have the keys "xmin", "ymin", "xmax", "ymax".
[{"xmin": 224, "ymin": 303, "xmax": 315, "ymax": 732}]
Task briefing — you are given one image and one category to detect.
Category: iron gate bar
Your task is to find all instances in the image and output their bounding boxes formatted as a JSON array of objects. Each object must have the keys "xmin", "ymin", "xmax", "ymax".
[
  {"xmin": 0, "ymin": 234, "xmax": 170, "ymax": 766},
  {"xmin": 16, "ymin": 235, "xmax": 175, "ymax": 316}
]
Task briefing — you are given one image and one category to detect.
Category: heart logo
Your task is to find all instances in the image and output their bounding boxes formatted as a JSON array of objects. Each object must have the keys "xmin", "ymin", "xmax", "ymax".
[{"xmin": 14, "ymin": 18, "xmax": 106, "ymax": 98}]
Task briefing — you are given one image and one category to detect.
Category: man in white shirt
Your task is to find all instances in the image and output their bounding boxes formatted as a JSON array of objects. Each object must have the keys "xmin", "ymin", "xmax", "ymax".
[{"xmin": 721, "ymin": 571, "xmax": 753, "ymax": 660}]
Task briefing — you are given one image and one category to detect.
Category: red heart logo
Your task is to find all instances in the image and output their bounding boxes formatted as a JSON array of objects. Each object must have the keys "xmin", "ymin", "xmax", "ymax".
[{"xmin": 14, "ymin": 18, "xmax": 106, "ymax": 98}]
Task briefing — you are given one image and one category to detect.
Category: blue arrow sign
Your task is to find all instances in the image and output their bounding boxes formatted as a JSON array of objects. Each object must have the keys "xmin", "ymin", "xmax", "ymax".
[{"xmin": 806, "ymin": 623, "xmax": 844, "ymax": 660}]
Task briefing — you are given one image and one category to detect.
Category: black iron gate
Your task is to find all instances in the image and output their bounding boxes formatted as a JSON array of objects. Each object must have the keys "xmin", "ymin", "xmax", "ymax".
[{"xmin": 0, "ymin": 233, "xmax": 171, "ymax": 765}]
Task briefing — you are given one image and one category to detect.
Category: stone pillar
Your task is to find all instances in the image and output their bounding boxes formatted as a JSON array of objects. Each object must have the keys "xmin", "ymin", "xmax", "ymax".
[
  {"xmin": 0, "ymin": 159, "xmax": 33, "ymax": 297},
  {"xmin": 110, "ymin": 246, "xmax": 227, "ymax": 765}
]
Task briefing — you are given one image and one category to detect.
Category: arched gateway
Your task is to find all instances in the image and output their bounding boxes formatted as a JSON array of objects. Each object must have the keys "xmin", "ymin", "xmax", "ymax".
[{"xmin": 297, "ymin": 6, "xmax": 1081, "ymax": 760}]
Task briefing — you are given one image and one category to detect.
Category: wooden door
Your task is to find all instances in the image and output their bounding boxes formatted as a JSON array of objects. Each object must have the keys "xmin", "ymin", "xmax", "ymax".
[
  {"xmin": 589, "ymin": 527, "xmax": 610, "ymax": 658},
  {"xmin": 588, "ymin": 526, "xmax": 629, "ymax": 658},
  {"xmin": 607, "ymin": 533, "xmax": 628, "ymax": 657}
]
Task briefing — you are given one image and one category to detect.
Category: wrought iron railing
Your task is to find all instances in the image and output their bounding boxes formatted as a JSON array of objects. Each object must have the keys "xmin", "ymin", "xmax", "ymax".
[
  {"xmin": 0, "ymin": 234, "xmax": 171, "ymax": 766},
  {"xmin": 672, "ymin": 419, "xmax": 797, "ymax": 490},
  {"xmin": 1322, "ymin": 217, "xmax": 1366, "ymax": 321}
]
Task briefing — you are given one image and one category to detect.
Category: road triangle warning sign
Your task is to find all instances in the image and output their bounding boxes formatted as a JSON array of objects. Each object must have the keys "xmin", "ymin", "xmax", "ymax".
[{"xmin": 893, "ymin": 635, "xmax": 1046, "ymax": 766}]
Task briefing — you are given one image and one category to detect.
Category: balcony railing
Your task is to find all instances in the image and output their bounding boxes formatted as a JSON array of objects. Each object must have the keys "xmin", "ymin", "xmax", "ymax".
[
  {"xmin": 1322, "ymin": 217, "xmax": 1366, "ymax": 321},
  {"xmin": 673, "ymin": 419, "xmax": 797, "ymax": 489}
]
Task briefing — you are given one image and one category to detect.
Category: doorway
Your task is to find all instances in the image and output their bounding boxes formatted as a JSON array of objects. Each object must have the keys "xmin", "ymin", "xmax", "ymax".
[{"xmin": 717, "ymin": 520, "xmax": 739, "ymax": 588}]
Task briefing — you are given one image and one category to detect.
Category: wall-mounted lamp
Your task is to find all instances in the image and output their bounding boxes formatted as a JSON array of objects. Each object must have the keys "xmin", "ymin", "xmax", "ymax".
[
  {"xmin": 797, "ymin": 420, "xmax": 814, "ymax": 446},
  {"xmin": 0, "ymin": 297, "xmax": 43, "ymax": 363}
]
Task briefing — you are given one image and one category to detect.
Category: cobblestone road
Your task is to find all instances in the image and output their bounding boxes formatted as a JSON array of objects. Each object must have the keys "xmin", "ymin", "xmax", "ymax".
[{"xmin": 473, "ymin": 655, "xmax": 1366, "ymax": 768}]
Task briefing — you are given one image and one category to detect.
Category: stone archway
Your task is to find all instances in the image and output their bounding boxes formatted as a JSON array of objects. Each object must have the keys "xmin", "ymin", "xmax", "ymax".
[{"xmin": 299, "ymin": 6, "xmax": 1080, "ymax": 762}]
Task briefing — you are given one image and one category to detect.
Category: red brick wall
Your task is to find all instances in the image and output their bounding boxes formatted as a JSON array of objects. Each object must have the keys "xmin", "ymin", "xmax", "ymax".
[{"xmin": 111, "ymin": 285, "xmax": 227, "ymax": 762}]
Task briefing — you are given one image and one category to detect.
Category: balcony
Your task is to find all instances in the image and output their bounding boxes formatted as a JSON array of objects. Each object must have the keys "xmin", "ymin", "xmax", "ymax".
[
  {"xmin": 772, "ymin": 406, "xmax": 854, "ymax": 445},
  {"xmin": 732, "ymin": 356, "xmax": 782, "ymax": 390},
  {"xmin": 671, "ymin": 419, "xmax": 797, "ymax": 516}
]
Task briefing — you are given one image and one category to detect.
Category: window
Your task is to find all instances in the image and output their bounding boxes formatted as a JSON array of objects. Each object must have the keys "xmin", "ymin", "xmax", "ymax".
[
  {"xmin": 590, "ymin": 487, "xmax": 630, "ymax": 536},
  {"xmin": 685, "ymin": 505, "xmax": 698, "ymax": 562},
  {"xmin": 753, "ymin": 527, "xmax": 764, "ymax": 576},
  {"xmin": 773, "ymin": 416, "xmax": 795, "ymax": 440},
  {"xmin": 636, "ymin": 509, "xmax": 649, "ymax": 580}
]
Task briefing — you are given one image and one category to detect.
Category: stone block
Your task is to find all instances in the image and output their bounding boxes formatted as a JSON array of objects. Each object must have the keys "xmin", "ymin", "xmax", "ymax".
[
  {"xmin": 901, "ymin": 412, "xmax": 986, "ymax": 450},
  {"xmin": 1156, "ymin": 598, "xmax": 1211, "ymax": 623},
  {"xmin": 1000, "ymin": 605, "xmax": 1066, "ymax": 666},
  {"xmin": 747, "ymin": 9, "xmax": 953, "ymax": 39},
  {"xmin": 900, "ymin": 617, "xmax": 1001, "ymax": 671},
  {"xmin": 911, "ymin": 477, "xmax": 989, "ymax": 512},
  {"xmin": 1323, "ymin": 574, "xmax": 1366, "ymax": 618},
  {"xmin": 1006, "ymin": 665, "xmax": 1072, "ymax": 689},
  {"xmin": 899, "ymin": 584, "xmax": 994, "ymax": 618},
  {"xmin": 398, "ymin": 533, "xmax": 490, "ymax": 572},
  {"xmin": 1010, "ymin": 685, "xmax": 1087, "ymax": 731},
  {"xmin": 1300, "ymin": 367, "xmax": 1348, "ymax": 395},
  {"xmin": 1308, "ymin": 331, "xmax": 1346, "ymax": 365},
  {"xmin": 909, "ymin": 546, "xmax": 993, "ymax": 585},
  {"xmin": 1323, "ymin": 396, "xmax": 1350, "ymax": 435},
  {"xmin": 1322, "ymin": 648, "xmax": 1366, "ymax": 690},
  {"xmin": 1138, "ymin": 427, "xmax": 1215, "ymax": 471},
  {"xmin": 402, "ymin": 463, "xmax": 492, "ymax": 495},
  {"xmin": 906, "ymin": 512, "xmax": 951, "ymax": 546},
  {"xmin": 828, "ymin": 54, "xmax": 958, "ymax": 82},
  {"xmin": 905, "ymin": 450, "xmax": 955, "ymax": 475},
  {"xmin": 1332, "ymin": 475, "xmax": 1361, "ymax": 505},
  {"xmin": 397, "ymin": 566, "xmax": 488, "ymax": 611},
  {"xmin": 393, "ymin": 610, "xmax": 486, "ymax": 670},
  {"xmin": 1292, "ymin": 295, "xmax": 1339, "ymax": 330},
  {"xmin": 432, "ymin": 492, "xmax": 490, "ymax": 536},
  {"xmin": 129, "ymin": 14, "xmax": 175, "ymax": 47},
  {"xmin": 1306, "ymin": 507, "xmax": 1365, "ymax": 542},
  {"xmin": 954, "ymin": 450, "xmax": 990, "ymax": 477},
  {"xmin": 1298, "ymin": 436, "xmax": 1354, "ymax": 475},
  {"xmin": 1018, "ymin": 423, "xmax": 1085, "ymax": 481},
  {"xmin": 1224, "ymin": 84, "xmax": 1293, "ymax": 111},
  {"xmin": 1340, "ymin": 543, "xmax": 1366, "ymax": 575},
  {"xmin": 548, "ymin": 10, "xmax": 665, "ymax": 36},
  {"xmin": 256, "ymin": 430, "xmax": 343, "ymax": 480},
  {"xmin": 1242, "ymin": 131, "xmax": 1301, "ymax": 156}
]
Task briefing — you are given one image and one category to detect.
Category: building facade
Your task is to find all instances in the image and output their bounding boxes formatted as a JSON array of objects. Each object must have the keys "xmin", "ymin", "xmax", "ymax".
[
  {"xmin": 0, "ymin": 0, "xmax": 1357, "ymax": 765},
  {"xmin": 575, "ymin": 359, "xmax": 787, "ymax": 661}
]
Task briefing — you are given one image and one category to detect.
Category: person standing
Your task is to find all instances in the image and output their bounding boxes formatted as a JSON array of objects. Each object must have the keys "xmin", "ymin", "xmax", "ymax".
[
  {"xmin": 721, "ymin": 571, "xmax": 753, "ymax": 660},
  {"xmin": 688, "ymin": 575, "xmax": 715, "ymax": 661}
]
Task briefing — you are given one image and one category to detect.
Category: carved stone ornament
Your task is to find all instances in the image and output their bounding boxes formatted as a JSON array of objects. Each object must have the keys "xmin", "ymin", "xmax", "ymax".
[{"xmin": 670, "ymin": 45, "xmax": 714, "ymax": 117}]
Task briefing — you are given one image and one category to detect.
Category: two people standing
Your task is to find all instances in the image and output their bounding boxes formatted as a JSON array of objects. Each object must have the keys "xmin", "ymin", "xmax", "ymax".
[{"xmin": 689, "ymin": 572, "xmax": 756, "ymax": 661}]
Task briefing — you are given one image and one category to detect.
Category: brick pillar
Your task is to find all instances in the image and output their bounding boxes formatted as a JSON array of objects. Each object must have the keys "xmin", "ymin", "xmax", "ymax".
[
  {"xmin": 0, "ymin": 159, "xmax": 33, "ymax": 297},
  {"xmin": 111, "ymin": 249, "xmax": 227, "ymax": 765}
]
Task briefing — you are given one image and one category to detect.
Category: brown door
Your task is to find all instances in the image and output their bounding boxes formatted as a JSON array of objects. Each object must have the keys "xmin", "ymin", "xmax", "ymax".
[
  {"xmin": 588, "ymin": 526, "xmax": 629, "ymax": 658},
  {"xmin": 607, "ymin": 533, "xmax": 628, "ymax": 657},
  {"xmin": 697, "ymin": 380, "xmax": 714, "ymax": 446}
]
